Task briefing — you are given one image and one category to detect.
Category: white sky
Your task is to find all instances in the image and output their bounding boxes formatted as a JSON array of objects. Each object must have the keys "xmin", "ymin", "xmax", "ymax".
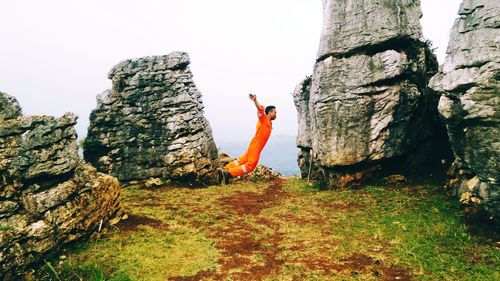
[{"xmin": 0, "ymin": 0, "xmax": 461, "ymax": 143}]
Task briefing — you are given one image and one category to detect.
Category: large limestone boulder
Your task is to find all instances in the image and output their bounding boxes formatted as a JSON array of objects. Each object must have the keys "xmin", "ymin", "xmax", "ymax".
[
  {"xmin": 0, "ymin": 93, "xmax": 122, "ymax": 279},
  {"xmin": 430, "ymin": 0, "xmax": 499, "ymax": 219},
  {"xmin": 294, "ymin": 0, "xmax": 451, "ymax": 187},
  {"xmin": 84, "ymin": 52, "xmax": 219, "ymax": 182},
  {"xmin": 318, "ymin": 0, "xmax": 423, "ymax": 59}
]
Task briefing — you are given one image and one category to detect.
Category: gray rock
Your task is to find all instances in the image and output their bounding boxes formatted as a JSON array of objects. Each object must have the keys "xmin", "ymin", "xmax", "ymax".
[
  {"xmin": 22, "ymin": 180, "xmax": 79, "ymax": 215},
  {"xmin": 0, "ymin": 92, "xmax": 21, "ymax": 121},
  {"xmin": 293, "ymin": 76, "xmax": 312, "ymax": 149},
  {"xmin": 0, "ymin": 92, "xmax": 123, "ymax": 278},
  {"xmin": 295, "ymin": 0, "xmax": 449, "ymax": 187},
  {"xmin": 430, "ymin": 0, "xmax": 499, "ymax": 219},
  {"xmin": 318, "ymin": 0, "xmax": 423, "ymax": 59},
  {"xmin": 84, "ymin": 52, "xmax": 219, "ymax": 182},
  {"xmin": 0, "ymin": 114, "xmax": 80, "ymax": 184},
  {"xmin": 0, "ymin": 201, "xmax": 19, "ymax": 218}
]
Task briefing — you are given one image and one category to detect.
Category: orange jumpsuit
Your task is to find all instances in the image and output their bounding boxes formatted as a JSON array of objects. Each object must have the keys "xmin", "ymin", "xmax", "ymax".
[{"xmin": 225, "ymin": 105, "xmax": 272, "ymax": 177}]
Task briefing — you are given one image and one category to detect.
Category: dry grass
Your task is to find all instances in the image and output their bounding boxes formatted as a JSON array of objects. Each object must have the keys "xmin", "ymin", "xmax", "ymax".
[{"xmin": 35, "ymin": 178, "xmax": 499, "ymax": 281}]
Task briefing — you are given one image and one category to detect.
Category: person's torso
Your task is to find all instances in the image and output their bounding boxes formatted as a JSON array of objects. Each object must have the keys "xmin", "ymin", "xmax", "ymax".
[{"xmin": 251, "ymin": 117, "xmax": 272, "ymax": 149}]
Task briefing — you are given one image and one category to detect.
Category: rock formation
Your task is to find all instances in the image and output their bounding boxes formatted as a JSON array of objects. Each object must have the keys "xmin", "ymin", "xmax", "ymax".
[
  {"xmin": 294, "ymin": 77, "xmax": 321, "ymax": 180},
  {"xmin": 430, "ymin": 0, "xmax": 499, "ymax": 218},
  {"xmin": 294, "ymin": 0, "xmax": 451, "ymax": 187},
  {"xmin": 84, "ymin": 52, "xmax": 219, "ymax": 183},
  {"xmin": 0, "ymin": 92, "xmax": 122, "ymax": 279}
]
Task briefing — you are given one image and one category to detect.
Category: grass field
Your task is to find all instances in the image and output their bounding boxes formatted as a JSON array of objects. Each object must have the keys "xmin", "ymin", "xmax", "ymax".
[{"xmin": 34, "ymin": 178, "xmax": 499, "ymax": 281}]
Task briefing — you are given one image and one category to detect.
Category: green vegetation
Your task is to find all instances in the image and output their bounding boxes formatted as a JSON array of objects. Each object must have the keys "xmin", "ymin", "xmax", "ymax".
[
  {"xmin": 0, "ymin": 225, "xmax": 15, "ymax": 231},
  {"xmin": 35, "ymin": 178, "xmax": 499, "ymax": 280},
  {"xmin": 78, "ymin": 137, "xmax": 86, "ymax": 150},
  {"xmin": 37, "ymin": 261, "xmax": 130, "ymax": 281}
]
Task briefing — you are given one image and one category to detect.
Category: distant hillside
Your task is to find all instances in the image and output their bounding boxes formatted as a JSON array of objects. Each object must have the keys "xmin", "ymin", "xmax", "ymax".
[{"xmin": 217, "ymin": 135, "xmax": 300, "ymax": 177}]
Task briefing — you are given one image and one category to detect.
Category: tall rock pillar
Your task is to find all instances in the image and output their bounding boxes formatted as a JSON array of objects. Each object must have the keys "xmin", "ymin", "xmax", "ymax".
[
  {"xmin": 430, "ymin": 0, "xmax": 499, "ymax": 219},
  {"xmin": 294, "ymin": 0, "xmax": 451, "ymax": 187}
]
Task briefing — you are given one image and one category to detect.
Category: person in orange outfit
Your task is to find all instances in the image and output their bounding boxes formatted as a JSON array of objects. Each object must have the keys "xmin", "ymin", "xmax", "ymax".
[{"xmin": 218, "ymin": 94, "xmax": 276, "ymax": 184}]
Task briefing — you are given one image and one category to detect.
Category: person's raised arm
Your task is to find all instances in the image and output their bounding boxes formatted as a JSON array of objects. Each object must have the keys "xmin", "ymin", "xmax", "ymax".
[
  {"xmin": 249, "ymin": 94, "xmax": 262, "ymax": 111},
  {"xmin": 249, "ymin": 94, "xmax": 267, "ymax": 121}
]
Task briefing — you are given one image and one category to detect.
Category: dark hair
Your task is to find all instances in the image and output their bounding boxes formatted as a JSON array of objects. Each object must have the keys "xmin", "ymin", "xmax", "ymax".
[{"xmin": 265, "ymin": 106, "xmax": 276, "ymax": 115}]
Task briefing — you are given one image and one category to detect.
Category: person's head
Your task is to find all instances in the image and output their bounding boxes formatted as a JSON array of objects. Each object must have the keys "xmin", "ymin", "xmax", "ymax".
[{"xmin": 265, "ymin": 105, "xmax": 277, "ymax": 120}]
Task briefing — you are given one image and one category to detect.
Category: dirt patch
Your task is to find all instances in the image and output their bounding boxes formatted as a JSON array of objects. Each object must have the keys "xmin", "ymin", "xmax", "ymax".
[
  {"xmin": 169, "ymin": 178, "xmax": 414, "ymax": 280},
  {"xmin": 170, "ymin": 179, "xmax": 286, "ymax": 281},
  {"xmin": 337, "ymin": 253, "xmax": 375, "ymax": 271},
  {"xmin": 296, "ymin": 252, "xmax": 412, "ymax": 280},
  {"xmin": 219, "ymin": 179, "xmax": 287, "ymax": 216},
  {"xmin": 115, "ymin": 214, "xmax": 166, "ymax": 232},
  {"xmin": 379, "ymin": 264, "xmax": 413, "ymax": 281},
  {"xmin": 182, "ymin": 219, "xmax": 284, "ymax": 281}
]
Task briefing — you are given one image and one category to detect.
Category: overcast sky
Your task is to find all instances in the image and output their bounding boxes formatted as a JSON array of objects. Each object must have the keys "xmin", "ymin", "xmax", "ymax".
[{"xmin": 0, "ymin": 0, "xmax": 462, "ymax": 143}]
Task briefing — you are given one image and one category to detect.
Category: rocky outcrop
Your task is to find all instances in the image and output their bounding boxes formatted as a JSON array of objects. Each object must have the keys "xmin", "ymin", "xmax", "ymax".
[
  {"xmin": 84, "ymin": 52, "xmax": 219, "ymax": 183},
  {"xmin": 294, "ymin": 0, "xmax": 451, "ymax": 187},
  {"xmin": 317, "ymin": 0, "xmax": 423, "ymax": 59},
  {"xmin": 294, "ymin": 77, "xmax": 321, "ymax": 180},
  {"xmin": 430, "ymin": 0, "xmax": 499, "ymax": 218},
  {"xmin": 0, "ymin": 92, "xmax": 122, "ymax": 279}
]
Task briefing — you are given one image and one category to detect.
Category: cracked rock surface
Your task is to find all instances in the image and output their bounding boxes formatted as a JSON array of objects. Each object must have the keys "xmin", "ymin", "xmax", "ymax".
[
  {"xmin": 430, "ymin": 0, "xmax": 499, "ymax": 219},
  {"xmin": 294, "ymin": 0, "xmax": 450, "ymax": 187},
  {"xmin": 0, "ymin": 92, "xmax": 122, "ymax": 279},
  {"xmin": 84, "ymin": 52, "xmax": 219, "ymax": 183}
]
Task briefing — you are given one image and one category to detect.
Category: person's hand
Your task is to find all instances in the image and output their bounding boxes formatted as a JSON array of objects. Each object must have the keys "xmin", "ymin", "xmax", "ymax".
[{"xmin": 249, "ymin": 94, "xmax": 257, "ymax": 101}]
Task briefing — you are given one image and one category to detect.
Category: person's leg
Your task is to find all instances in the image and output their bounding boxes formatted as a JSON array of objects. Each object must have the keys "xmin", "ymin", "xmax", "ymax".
[
  {"xmin": 225, "ymin": 138, "xmax": 257, "ymax": 171},
  {"xmin": 243, "ymin": 160, "xmax": 258, "ymax": 174},
  {"xmin": 219, "ymin": 151, "xmax": 250, "ymax": 184},
  {"xmin": 227, "ymin": 165, "xmax": 247, "ymax": 177},
  {"xmin": 224, "ymin": 153, "xmax": 248, "ymax": 170},
  {"xmin": 227, "ymin": 148, "xmax": 260, "ymax": 177}
]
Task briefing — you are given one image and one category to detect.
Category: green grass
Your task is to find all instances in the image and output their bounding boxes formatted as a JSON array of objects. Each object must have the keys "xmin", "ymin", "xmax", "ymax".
[
  {"xmin": 78, "ymin": 227, "xmax": 217, "ymax": 279},
  {"xmin": 37, "ymin": 261, "xmax": 131, "ymax": 281},
  {"xmin": 36, "ymin": 225, "xmax": 218, "ymax": 281},
  {"xmin": 0, "ymin": 225, "xmax": 15, "ymax": 231},
  {"xmin": 279, "ymin": 179, "xmax": 499, "ymax": 280},
  {"xmin": 34, "ymin": 178, "xmax": 499, "ymax": 280}
]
